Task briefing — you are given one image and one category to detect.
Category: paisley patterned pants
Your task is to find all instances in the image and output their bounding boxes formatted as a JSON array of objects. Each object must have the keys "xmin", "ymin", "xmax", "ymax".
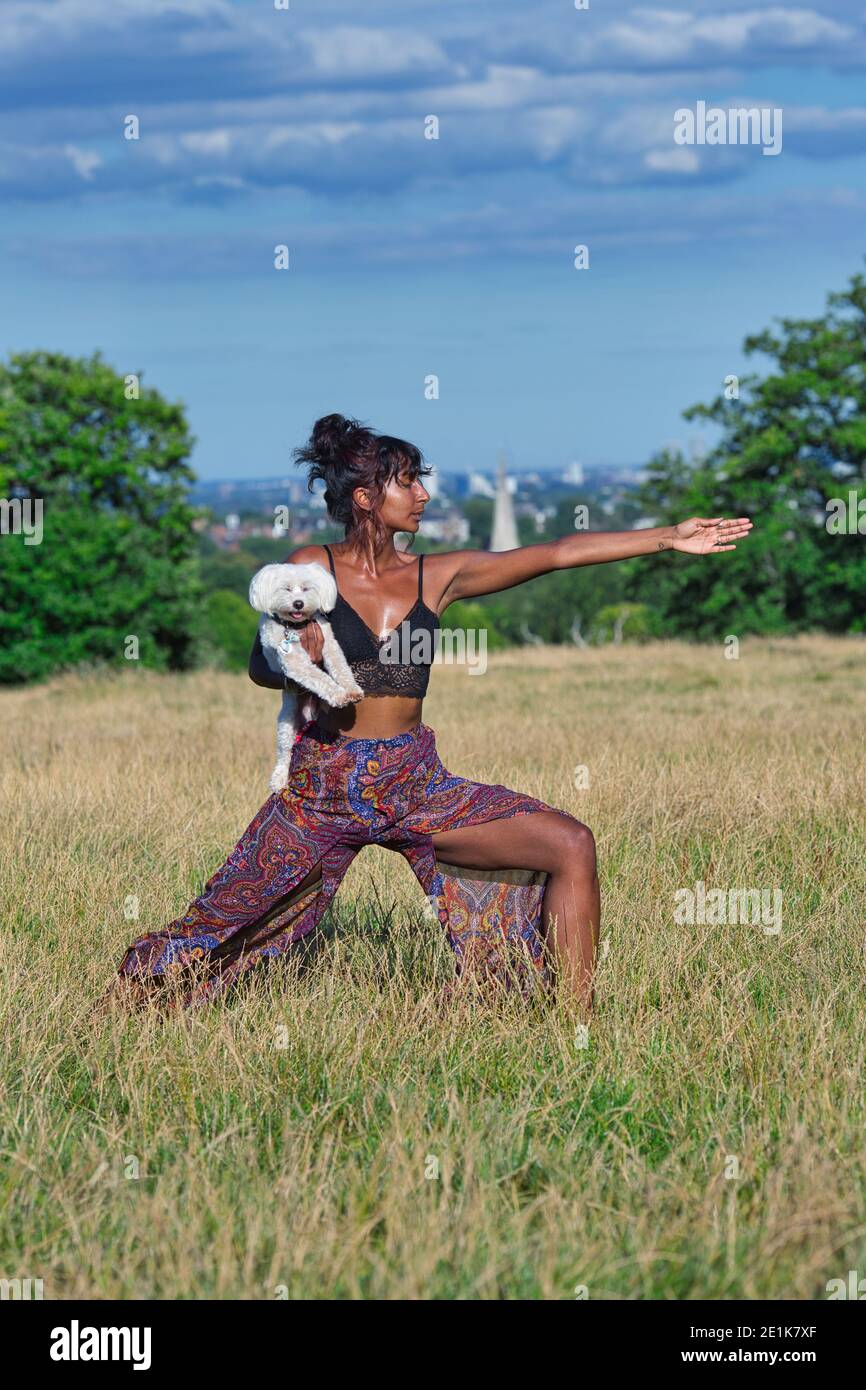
[{"xmin": 115, "ymin": 718, "xmax": 557, "ymax": 1009}]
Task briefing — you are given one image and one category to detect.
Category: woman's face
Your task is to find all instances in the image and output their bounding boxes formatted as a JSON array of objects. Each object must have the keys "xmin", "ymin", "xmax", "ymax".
[{"xmin": 357, "ymin": 467, "xmax": 430, "ymax": 533}]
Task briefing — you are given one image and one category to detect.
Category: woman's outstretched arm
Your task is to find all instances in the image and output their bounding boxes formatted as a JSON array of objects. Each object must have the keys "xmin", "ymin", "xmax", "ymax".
[{"xmin": 434, "ymin": 516, "xmax": 752, "ymax": 608}]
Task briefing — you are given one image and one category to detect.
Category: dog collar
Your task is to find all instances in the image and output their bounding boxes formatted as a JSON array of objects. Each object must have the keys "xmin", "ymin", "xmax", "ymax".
[{"xmin": 270, "ymin": 613, "xmax": 304, "ymax": 651}]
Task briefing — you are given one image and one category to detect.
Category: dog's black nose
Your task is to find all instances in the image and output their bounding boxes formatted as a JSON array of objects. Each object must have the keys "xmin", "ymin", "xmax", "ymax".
[{"xmin": 292, "ymin": 600, "xmax": 304, "ymax": 610}]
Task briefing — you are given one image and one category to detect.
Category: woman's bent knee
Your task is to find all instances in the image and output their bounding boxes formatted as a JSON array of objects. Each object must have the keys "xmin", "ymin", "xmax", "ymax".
[{"xmin": 553, "ymin": 815, "xmax": 596, "ymax": 874}]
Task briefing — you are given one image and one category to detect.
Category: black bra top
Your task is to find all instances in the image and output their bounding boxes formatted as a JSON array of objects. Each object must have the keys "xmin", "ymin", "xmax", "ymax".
[{"xmin": 322, "ymin": 544, "xmax": 440, "ymax": 699}]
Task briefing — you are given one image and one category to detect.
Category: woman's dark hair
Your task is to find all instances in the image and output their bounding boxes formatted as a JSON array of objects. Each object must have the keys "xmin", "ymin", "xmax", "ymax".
[{"xmin": 293, "ymin": 413, "xmax": 433, "ymax": 551}]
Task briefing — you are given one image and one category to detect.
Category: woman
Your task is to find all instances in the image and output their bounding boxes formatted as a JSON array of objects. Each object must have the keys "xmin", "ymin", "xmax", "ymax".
[{"xmin": 111, "ymin": 414, "xmax": 751, "ymax": 1014}]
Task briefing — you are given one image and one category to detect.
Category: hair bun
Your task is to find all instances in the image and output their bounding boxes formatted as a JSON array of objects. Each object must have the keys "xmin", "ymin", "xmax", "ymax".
[{"xmin": 310, "ymin": 413, "xmax": 361, "ymax": 466}]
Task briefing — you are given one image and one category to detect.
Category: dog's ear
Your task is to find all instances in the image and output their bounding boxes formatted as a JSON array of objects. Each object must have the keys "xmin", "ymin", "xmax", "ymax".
[
  {"xmin": 313, "ymin": 566, "xmax": 337, "ymax": 613},
  {"xmin": 249, "ymin": 564, "xmax": 281, "ymax": 613}
]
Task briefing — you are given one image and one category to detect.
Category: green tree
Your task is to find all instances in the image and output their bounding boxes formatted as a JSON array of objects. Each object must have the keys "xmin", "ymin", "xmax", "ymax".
[
  {"xmin": 205, "ymin": 589, "xmax": 259, "ymax": 671},
  {"xmin": 198, "ymin": 539, "xmax": 263, "ymax": 602},
  {"xmin": 549, "ymin": 495, "xmax": 591, "ymax": 540},
  {"xmin": 589, "ymin": 602, "xmax": 661, "ymax": 645},
  {"xmin": 0, "ymin": 350, "xmax": 205, "ymax": 683},
  {"xmin": 462, "ymin": 497, "xmax": 494, "ymax": 548},
  {"xmin": 627, "ymin": 267, "xmax": 866, "ymax": 637},
  {"xmin": 442, "ymin": 563, "xmax": 627, "ymax": 647}
]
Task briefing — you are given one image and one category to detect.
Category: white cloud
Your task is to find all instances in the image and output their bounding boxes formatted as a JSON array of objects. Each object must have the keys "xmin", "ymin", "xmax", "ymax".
[
  {"xmin": 783, "ymin": 104, "xmax": 866, "ymax": 132},
  {"xmin": 626, "ymin": 7, "xmax": 855, "ymax": 57},
  {"xmin": 0, "ymin": 0, "xmax": 862, "ymax": 217},
  {"xmin": 64, "ymin": 144, "xmax": 102, "ymax": 180},
  {"xmin": 181, "ymin": 130, "xmax": 233, "ymax": 157},
  {"xmin": 644, "ymin": 146, "xmax": 700, "ymax": 173},
  {"xmin": 491, "ymin": 5, "xmax": 862, "ymax": 72},
  {"xmin": 608, "ymin": 11, "xmax": 697, "ymax": 62},
  {"xmin": 300, "ymin": 26, "xmax": 449, "ymax": 79},
  {"xmin": 264, "ymin": 122, "xmax": 366, "ymax": 151}
]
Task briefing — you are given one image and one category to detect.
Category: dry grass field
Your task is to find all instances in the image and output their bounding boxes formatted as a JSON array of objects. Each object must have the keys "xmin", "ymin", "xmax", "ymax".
[{"xmin": 1, "ymin": 635, "xmax": 864, "ymax": 1299}]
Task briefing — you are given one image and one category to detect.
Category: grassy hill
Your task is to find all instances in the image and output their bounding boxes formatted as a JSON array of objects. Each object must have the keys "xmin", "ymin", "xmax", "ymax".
[{"xmin": 1, "ymin": 636, "xmax": 864, "ymax": 1298}]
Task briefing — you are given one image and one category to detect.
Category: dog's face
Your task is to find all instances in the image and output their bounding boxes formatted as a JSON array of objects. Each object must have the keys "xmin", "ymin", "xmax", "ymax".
[{"xmin": 248, "ymin": 562, "xmax": 337, "ymax": 622}]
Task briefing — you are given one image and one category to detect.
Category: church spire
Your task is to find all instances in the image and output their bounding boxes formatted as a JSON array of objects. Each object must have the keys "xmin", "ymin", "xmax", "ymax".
[{"xmin": 489, "ymin": 449, "xmax": 519, "ymax": 551}]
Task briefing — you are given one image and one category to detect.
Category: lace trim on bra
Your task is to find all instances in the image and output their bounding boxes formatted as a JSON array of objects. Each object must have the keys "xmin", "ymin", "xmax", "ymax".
[
  {"xmin": 347, "ymin": 653, "xmax": 432, "ymax": 697},
  {"xmin": 322, "ymin": 544, "xmax": 439, "ymax": 697}
]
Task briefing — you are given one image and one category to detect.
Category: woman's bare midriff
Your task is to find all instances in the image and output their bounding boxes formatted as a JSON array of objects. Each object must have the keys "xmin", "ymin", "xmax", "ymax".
[{"xmin": 315, "ymin": 694, "xmax": 425, "ymax": 740}]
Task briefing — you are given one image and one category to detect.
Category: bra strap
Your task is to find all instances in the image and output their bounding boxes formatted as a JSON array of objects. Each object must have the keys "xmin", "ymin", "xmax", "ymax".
[
  {"xmin": 322, "ymin": 544, "xmax": 336, "ymax": 583},
  {"xmin": 417, "ymin": 552, "xmax": 424, "ymax": 600}
]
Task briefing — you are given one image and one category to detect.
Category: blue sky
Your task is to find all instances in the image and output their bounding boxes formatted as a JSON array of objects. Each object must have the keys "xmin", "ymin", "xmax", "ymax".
[{"xmin": 2, "ymin": 0, "xmax": 865, "ymax": 479}]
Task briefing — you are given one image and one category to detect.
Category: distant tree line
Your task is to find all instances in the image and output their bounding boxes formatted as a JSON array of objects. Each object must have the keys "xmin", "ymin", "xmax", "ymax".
[{"xmin": 1, "ymin": 265, "xmax": 864, "ymax": 684}]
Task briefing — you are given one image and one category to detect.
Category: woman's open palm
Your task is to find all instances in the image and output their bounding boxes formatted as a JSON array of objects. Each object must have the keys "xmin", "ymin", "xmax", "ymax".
[{"xmin": 673, "ymin": 516, "xmax": 753, "ymax": 555}]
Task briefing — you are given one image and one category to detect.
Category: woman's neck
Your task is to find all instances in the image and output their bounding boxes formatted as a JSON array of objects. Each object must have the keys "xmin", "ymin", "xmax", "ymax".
[{"xmin": 337, "ymin": 532, "xmax": 403, "ymax": 577}]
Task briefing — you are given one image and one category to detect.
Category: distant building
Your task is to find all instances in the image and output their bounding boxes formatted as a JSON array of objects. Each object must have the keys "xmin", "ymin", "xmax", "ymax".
[
  {"xmin": 490, "ymin": 452, "xmax": 519, "ymax": 551},
  {"xmin": 420, "ymin": 514, "xmax": 470, "ymax": 545},
  {"xmin": 469, "ymin": 471, "xmax": 495, "ymax": 499},
  {"xmin": 446, "ymin": 473, "xmax": 473, "ymax": 499}
]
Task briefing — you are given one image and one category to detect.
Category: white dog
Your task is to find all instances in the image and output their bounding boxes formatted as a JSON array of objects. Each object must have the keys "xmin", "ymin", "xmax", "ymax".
[{"xmin": 249, "ymin": 562, "xmax": 364, "ymax": 792}]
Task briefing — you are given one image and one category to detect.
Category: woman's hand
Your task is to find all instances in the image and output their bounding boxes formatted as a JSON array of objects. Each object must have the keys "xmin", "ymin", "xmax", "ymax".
[
  {"xmin": 672, "ymin": 517, "xmax": 752, "ymax": 555},
  {"xmin": 298, "ymin": 619, "xmax": 324, "ymax": 666}
]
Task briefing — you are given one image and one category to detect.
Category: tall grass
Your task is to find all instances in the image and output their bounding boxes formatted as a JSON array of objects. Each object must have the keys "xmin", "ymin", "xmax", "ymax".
[{"xmin": 1, "ymin": 635, "xmax": 864, "ymax": 1299}]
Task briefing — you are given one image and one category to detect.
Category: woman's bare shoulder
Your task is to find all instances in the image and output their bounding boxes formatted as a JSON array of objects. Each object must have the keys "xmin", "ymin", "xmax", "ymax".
[{"xmin": 283, "ymin": 544, "xmax": 330, "ymax": 564}]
